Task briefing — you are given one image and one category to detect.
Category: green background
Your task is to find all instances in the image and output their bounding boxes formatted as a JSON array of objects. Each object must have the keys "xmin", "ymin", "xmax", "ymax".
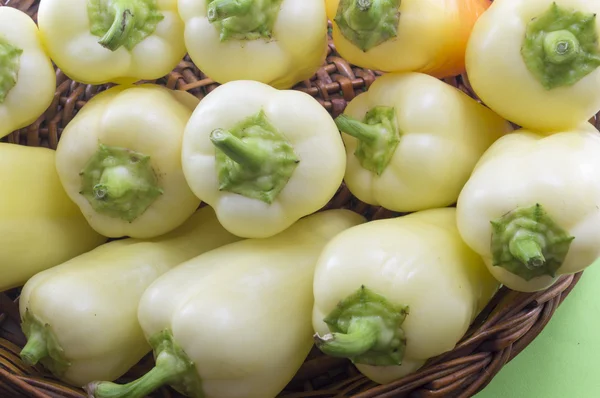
[{"xmin": 475, "ymin": 260, "xmax": 600, "ymax": 398}]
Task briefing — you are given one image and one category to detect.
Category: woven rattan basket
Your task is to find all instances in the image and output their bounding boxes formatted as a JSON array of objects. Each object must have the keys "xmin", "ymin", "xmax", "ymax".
[{"xmin": 0, "ymin": 0, "xmax": 592, "ymax": 397}]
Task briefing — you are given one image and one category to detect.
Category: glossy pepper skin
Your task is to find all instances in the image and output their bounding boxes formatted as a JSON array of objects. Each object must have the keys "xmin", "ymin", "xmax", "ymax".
[
  {"xmin": 37, "ymin": 0, "xmax": 186, "ymax": 85},
  {"xmin": 18, "ymin": 206, "xmax": 241, "ymax": 387},
  {"xmin": 0, "ymin": 7, "xmax": 56, "ymax": 139},
  {"xmin": 86, "ymin": 209, "xmax": 366, "ymax": 398},
  {"xmin": 457, "ymin": 125, "xmax": 600, "ymax": 292},
  {"xmin": 466, "ymin": 0, "xmax": 600, "ymax": 132},
  {"xmin": 326, "ymin": 0, "xmax": 491, "ymax": 78},
  {"xmin": 55, "ymin": 84, "xmax": 202, "ymax": 239},
  {"xmin": 335, "ymin": 72, "xmax": 511, "ymax": 213},
  {"xmin": 181, "ymin": 80, "xmax": 347, "ymax": 239},
  {"xmin": 178, "ymin": 0, "xmax": 328, "ymax": 89},
  {"xmin": 0, "ymin": 144, "xmax": 106, "ymax": 292},
  {"xmin": 312, "ymin": 208, "xmax": 499, "ymax": 384}
]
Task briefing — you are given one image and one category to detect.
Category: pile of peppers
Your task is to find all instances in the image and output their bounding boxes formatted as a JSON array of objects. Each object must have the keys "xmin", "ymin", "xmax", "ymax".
[{"xmin": 2, "ymin": 0, "xmax": 600, "ymax": 396}]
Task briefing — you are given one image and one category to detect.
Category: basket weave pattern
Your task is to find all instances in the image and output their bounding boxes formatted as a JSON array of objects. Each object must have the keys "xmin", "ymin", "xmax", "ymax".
[{"xmin": 0, "ymin": 0, "xmax": 592, "ymax": 397}]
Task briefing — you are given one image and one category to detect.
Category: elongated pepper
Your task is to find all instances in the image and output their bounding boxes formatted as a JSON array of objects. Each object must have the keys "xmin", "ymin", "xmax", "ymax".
[
  {"xmin": 0, "ymin": 143, "xmax": 105, "ymax": 292},
  {"xmin": 19, "ymin": 206, "xmax": 240, "ymax": 387},
  {"xmin": 86, "ymin": 209, "xmax": 365, "ymax": 398}
]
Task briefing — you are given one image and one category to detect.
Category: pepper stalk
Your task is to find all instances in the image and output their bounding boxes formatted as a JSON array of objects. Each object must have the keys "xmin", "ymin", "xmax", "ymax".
[
  {"xmin": 314, "ymin": 286, "xmax": 409, "ymax": 366},
  {"xmin": 89, "ymin": 0, "xmax": 165, "ymax": 51},
  {"xmin": 333, "ymin": 0, "xmax": 401, "ymax": 52},
  {"xmin": 490, "ymin": 203, "xmax": 574, "ymax": 281},
  {"xmin": 87, "ymin": 330, "xmax": 202, "ymax": 398},
  {"xmin": 210, "ymin": 110, "xmax": 300, "ymax": 205}
]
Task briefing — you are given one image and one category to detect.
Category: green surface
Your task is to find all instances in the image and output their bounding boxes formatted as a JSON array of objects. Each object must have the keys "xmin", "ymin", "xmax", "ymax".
[{"xmin": 476, "ymin": 259, "xmax": 600, "ymax": 398}]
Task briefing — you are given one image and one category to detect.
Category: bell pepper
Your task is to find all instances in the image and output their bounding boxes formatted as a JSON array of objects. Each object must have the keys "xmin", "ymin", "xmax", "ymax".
[
  {"xmin": 55, "ymin": 84, "xmax": 202, "ymax": 239},
  {"xmin": 326, "ymin": 0, "xmax": 491, "ymax": 78},
  {"xmin": 0, "ymin": 7, "xmax": 56, "ymax": 139},
  {"xmin": 85, "ymin": 209, "xmax": 365, "ymax": 398},
  {"xmin": 18, "ymin": 206, "xmax": 240, "ymax": 387},
  {"xmin": 334, "ymin": 72, "xmax": 511, "ymax": 213},
  {"xmin": 37, "ymin": 0, "xmax": 186, "ymax": 85},
  {"xmin": 181, "ymin": 80, "xmax": 347, "ymax": 238},
  {"xmin": 177, "ymin": 0, "xmax": 328, "ymax": 89},
  {"xmin": 0, "ymin": 143, "xmax": 106, "ymax": 292},
  {"xmin": 466, "ymin": 0, "xmax": 600, "ymax": 132},
  {"xmin": 456, "ymin": 126, "xmax": 600, "ymax": 292},
  {"xmin": 312, "ymin": 208, "xmax": 499, "ymax": 384}
]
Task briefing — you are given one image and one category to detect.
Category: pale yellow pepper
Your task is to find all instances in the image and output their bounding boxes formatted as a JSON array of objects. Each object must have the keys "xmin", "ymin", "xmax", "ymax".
[
  {"xmin": 38, "ymin": 0, "xmax": 186, "ymax": 85},
  {"xmin": 466, "ymin": 0, "xmax": 600, "ymax": 132},
  {"xmin": 326, "ymin": 0, "xmax": 491, "ymax": 78},
  {"xmin": 177, "ymin": 0, "xmax": 328, "ymax": 89},
  {"xmin": 335, "ymin": 72, "xmax": 511, "ymax": 213},
  {"xmin": 457, "ymin": 126, "xmax": 600, "ymax": 292},
  {"xmin": 55, "ymin": 84, "xmax": 202, "ymax": 239},
  {"xmin": 181, "ymin": 80, "xmax": 347, "ymax": 238},
  {"xmin": 86, "ymin": 209, "xmax": 365, "ymax": 398},
  {"xmin": 312, "ymin": 208, "xmax": 499, "ymax": 384},
  {"xmin": 19, "ymin": 206, "xmax": 240, "ymax": 387},
  {"xmin": 0, "ymin": 143, "xmax": 106, "ymax": 292},
  {"xmin": 0, "ymin": 7, "xmax": 56, "ymax": 139}
]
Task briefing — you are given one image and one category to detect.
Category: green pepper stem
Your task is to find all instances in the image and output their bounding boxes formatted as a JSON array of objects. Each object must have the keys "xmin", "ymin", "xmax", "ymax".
[
  {"xmin": 314, "ymin": 318, "xmax": 380, "ymax": 358},
  {"xmin": 93, "ymin": 163, "xmax": 146, "ymax": 201},
  {"xmin": 543, "ymin": 30, "xmax": 581, "ymax": 64},
  {"xmin": 80, "ymin": 144, "xmax": 162, "ymax": 223},
  {"xmin": 87, "ymin": 351, "xmax": 187, "ymax": 398},
  {"xmin": 334, "ymin": 0, "xmax": 400, "ymax": 52},
  {"xmin": 20, "ymin": 330, "xmax": 48, "ymax": 367},
  {"xmin": 207, "ymin": 0, "xmax": 253, "ymax": 22},
  {"xmin": 0, "ymin": 38, "xmax": 23, "ymax": 104},
  {"xmin": 357, "ymin": 0, "xmax": 372, "ymax": 10},
  {"xmin": 335, "ymin": 114, "xmax": 381, "ymax": 144},
  {"xmin": 490, "ymin": 204, "xmax": 573, "ymax": 281},
  {"xmin": 509, "ymin": 238, "xmax": 546, "ymax": 269},
  {"xmin": 210, "ymin": 128, "xmax": 268, "ymax": 170},
  {"xmin": 98, "ymin": 3, "xmax": 137, "ymax": 51},
  {"xmin": 346, "ymin": 0, "xmax": 381, "ymax": 31}
]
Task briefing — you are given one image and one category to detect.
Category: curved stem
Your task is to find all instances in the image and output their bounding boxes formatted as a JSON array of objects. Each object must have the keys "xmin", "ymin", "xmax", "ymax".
[
  {"xmin": 316, "ymin": 286, "xmax": 408, "ymax": 366},
  {"xmin": 89, "ymin": 363, "xmax": 179, "ymax": 398},
  {"xmin": 210, "ymin": 129, "xmax": 268, "ymax": 169},
  {"xmin": 335, "ymin": 115, "xmax": 381, "ymax": 144},
  {"xmin": 98, "ymin": 3, "xmax": 137, "ymax": 51},
  {"xmin": 314, "ymin": 318, "xmax": 379, "ymax": 358},
  {"xmin": 207, "ymin": 0, "xmax": 253, "ymax": 22},
  {"xmin": 88, "ymin": 346, "xmax": 192, "ymax": 398},
  {"xmin": 543, "ymin": 30, "xmax": 580, "ymax": 65},
  {"xmin": 509, "ymin": 238, "xmax": 546, "ymax": 269},
  {"xmin": 20, "ymin": 329, "xmax": 47, "ymax": 367}
]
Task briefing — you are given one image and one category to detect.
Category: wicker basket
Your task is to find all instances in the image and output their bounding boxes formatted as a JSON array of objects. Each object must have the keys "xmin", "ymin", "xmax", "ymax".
[{"xmin": 0, "ymin": 0, "xmax": 591, "ymax": 397}]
